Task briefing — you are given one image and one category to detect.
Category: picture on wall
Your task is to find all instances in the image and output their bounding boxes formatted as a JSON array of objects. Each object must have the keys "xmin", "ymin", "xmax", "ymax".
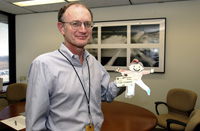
[
  {"xmin": 86, "ymin": 18, "xmax": 166, "ymax": 73},
  {"xmin": 88, "ymin": 27, "xmax": 98, "ymax": 44},
  {"xmin": 101, "ymin": 48, "xmax": 127, "ymax": 66},
  {"xmin": 131, "ymin": 24, "xmax": 160, "ymax": 44},
  {"xmin": 101, "ymin": 26, "xmax": 127, "ymax": 44},
  {"xmin": 130, "ymin": 48, "xmax": 159, "ymax": 67}
]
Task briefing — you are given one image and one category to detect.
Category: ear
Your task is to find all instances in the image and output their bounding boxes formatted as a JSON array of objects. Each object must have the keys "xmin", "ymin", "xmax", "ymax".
[{"xmin": 57, "ymin": 22, "xmax": 65, "ymax": 35}]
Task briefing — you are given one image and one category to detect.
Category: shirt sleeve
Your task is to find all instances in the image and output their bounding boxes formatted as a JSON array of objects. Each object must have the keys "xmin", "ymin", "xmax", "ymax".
[
  {"xmin": 25, "ymin": 59, "xmax": 52, "ymax": 131},
  {"xmin": 100, "ymin": 69, "xmax": 125, "ymax": 102}
]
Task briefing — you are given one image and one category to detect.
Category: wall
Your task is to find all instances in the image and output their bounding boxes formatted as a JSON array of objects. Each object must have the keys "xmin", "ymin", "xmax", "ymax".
[{"xmin": 16, "ymin": 0, "xmax": 200, "ymax": 114}]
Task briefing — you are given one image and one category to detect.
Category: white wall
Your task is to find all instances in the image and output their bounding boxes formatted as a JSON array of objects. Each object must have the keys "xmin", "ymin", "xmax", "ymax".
[{"xmin": 16, "ymin": 0, "xmax": 200, "ymax": 114}]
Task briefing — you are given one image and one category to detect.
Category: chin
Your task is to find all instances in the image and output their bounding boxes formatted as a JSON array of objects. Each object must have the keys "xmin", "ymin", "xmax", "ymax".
[
  {"xmin": 77, "ymin": 40, "xmax": 89, "ymax": 45},
  {"xmin": 75, "ymin": 42, "xmax": 88, "ymax": 48}
]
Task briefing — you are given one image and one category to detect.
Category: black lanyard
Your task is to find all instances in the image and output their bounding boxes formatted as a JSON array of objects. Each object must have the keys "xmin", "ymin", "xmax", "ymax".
[{"xmin": 58, "ymin": 49, "xmax": 92, "ymax": 124}]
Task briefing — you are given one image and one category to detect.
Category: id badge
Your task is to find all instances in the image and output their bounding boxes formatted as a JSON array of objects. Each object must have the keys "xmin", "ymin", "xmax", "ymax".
[{"xmin": 86, "ymin": 124, "xmax": 94, "ymax": 131}]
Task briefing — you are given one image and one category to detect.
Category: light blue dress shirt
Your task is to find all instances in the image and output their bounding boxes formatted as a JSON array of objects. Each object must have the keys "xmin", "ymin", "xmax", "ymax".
[{"xmin": 25, "ymin": 43, "xmax": 123, "ymax": 131}]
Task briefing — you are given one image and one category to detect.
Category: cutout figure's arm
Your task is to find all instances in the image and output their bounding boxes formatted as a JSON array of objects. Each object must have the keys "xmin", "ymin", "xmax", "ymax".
[
  {"xmin": 115, "ymin": 68, "xmax": 125, "ymax": 73},
  {"xmin": 142, "ymin": 69, "xmax": 154, "ymax": 75},
  {"xmin": 115, "ymin": 68, "xmax": 128, "ymax": 76}
]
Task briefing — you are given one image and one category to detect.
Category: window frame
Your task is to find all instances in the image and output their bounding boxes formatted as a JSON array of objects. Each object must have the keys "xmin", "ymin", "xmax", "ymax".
[{"xmin": 0, "ymin": 11, "xmax": 16, "ymax": 85}]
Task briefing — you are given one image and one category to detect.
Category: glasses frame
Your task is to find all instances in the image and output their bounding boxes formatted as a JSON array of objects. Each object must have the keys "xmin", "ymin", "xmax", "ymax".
[{"xmin": 61, "ymin": 20, "xmax": 94, "ymax": 30}]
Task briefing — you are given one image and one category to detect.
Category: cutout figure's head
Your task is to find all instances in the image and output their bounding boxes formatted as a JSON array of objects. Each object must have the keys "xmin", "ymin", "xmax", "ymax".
[{"xmin": 129, "ymin": 62, "xmax": 144, "ymax": 72}]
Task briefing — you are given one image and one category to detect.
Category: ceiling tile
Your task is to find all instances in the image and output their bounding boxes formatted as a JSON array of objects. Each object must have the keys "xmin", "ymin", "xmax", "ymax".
[
  {"xmin": 0, "ymin": 0, "xmax": 192, "ymax": 15},
  {"xmin": 130, "ymin": 0, "xmax": 187, "ymax": 4},
  {"xmin": 0, "ymin": 0, "xmax": 33, "ymax": 14},
  {"xmin": 23, "ymin": 3, "xmax": 68, "ymax": 13},
  {"xmin": 80, "ymin": 0, "xmax": 131, "ymax": 8}
]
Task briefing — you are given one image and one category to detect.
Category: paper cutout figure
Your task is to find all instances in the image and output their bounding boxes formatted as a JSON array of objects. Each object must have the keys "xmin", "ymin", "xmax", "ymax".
[{"xmin": 116, "ymin": 61, "xmax": 154, "ymax": 98}]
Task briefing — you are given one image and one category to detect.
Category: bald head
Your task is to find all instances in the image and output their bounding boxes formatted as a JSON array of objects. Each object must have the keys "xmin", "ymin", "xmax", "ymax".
[{"xmin": 58, "ymin": 2, "xmax": 93, "ymax": 22}]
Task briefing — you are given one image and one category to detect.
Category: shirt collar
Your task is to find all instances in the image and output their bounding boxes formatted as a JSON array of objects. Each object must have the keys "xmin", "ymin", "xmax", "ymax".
[{"xmin": 59, "ymin": 43, "xmax": 90, "ymax": 65}]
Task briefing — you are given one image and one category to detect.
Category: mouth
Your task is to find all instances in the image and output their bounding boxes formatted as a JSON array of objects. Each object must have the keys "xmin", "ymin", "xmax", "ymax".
[
  {"xmin": 76, "ymin": 35, "xmax": 88, "ymax": 40},
  {"xmin": 134, "ymin": 68, "xmax": 141, "ymax": 72}
]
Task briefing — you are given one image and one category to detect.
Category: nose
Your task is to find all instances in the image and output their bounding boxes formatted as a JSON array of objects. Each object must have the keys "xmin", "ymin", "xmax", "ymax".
[{"xmin": 78, "ymin": 23, "xmax": 87, "ymax": 32}]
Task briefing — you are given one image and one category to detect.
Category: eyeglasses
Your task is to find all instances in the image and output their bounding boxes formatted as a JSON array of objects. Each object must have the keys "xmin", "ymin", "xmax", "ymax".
[{"xmin": 61, "ymin": 20, "xmax": 94, "ymax": 30}]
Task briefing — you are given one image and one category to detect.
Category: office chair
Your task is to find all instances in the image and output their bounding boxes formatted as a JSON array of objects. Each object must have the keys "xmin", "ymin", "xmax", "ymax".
[
  {"xmin": 154, "ymin": 88, "xmax": 197, "ymax": 131},
  {"xmin": 185, "ymin": 109, "xmax": 200, "ymax": 131},
  {"xmin": 0, "ymin": 83, "xmax": 27, "ymax": 106},
  {"xmin": 0, "ymin": 98, "xmax": 8, "ymax": 111}
]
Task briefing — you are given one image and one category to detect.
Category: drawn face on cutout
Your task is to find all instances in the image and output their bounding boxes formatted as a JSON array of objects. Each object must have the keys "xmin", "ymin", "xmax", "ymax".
[{"xmin": 129, "ymin": 63, "xmax": 144, "ymax": 72}]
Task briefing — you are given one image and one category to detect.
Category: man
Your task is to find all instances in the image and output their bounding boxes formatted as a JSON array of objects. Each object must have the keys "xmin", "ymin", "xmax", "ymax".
[{"xmin": 26, "ymin": 2, "xmax": 137, "ymax": 131}]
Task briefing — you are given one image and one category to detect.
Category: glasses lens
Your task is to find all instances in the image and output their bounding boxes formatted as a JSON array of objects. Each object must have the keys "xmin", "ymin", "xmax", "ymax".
[
  {"xmin": 69, "ymin": 21, "xmax": 93, "ymax": 29},
  {"xmin": 84, "ymin": 21, "xmax": 92, "ymax": 29},
  {"xmin": 71, "ymin": 21, "xmax": 81, "ymax": 29}
]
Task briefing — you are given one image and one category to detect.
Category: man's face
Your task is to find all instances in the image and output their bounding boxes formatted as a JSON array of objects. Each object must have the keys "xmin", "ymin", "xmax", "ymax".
[{"xmin": 59, "ymin": 5, "xmax": 92, "ymax": 48}]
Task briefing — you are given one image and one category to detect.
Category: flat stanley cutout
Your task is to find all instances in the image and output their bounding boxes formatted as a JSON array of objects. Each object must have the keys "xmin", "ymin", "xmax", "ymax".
[{"xmin": 116, "ymin": 61, "xmax": 154, "ymax": 98}]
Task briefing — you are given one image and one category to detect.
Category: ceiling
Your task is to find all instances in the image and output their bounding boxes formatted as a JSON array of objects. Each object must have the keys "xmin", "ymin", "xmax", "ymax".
[{"xmin": 0, "ymin": 0, "xmax": 190, "ymax": 15}]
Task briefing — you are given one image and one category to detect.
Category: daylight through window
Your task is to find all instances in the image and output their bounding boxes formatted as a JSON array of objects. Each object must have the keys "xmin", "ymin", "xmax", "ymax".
[{"xmin": 0, "ymin": 13, "xmax": 9, "ymax": 83}]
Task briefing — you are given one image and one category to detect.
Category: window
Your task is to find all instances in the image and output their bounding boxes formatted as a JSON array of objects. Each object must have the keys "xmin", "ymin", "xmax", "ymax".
[
  {"xmin": 0, "ymin": 14, "xmax": 9, "ymax": 83},
  {"xmin": 0, "ymin": 11, "xmax": 16, "ymax": 85}
]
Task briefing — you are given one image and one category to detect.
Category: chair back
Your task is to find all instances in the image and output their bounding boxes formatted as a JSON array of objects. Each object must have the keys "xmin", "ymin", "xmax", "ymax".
[
  {"xmin": 6, "ymin": 83, "xmax": 27, "ymax": 105},
  {"xmin": 167, "ymin": 88, "xmax": 197, "ymax": 116},
  {"xmin": 0, "ymin": 98, "xmax": 8, "ymax": 111}
]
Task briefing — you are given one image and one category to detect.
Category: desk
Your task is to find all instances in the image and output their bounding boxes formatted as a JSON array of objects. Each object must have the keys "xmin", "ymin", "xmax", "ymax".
[
  {"xmin": 0, "ymin": 101, "xmax": 157, "ymax": 131},
  {"xmin": 101, "ymin": 101, "xmax": 157, "ymax": 131},
  {"xmin": 0, "ymin": 102, "xmax": 25, "ymax": 131}
]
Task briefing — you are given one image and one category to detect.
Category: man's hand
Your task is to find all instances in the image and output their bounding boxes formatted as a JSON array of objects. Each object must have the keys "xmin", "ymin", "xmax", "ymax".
[{"xmin": 115, "ymin": 68, "xmax": 120, "ymax": 72}]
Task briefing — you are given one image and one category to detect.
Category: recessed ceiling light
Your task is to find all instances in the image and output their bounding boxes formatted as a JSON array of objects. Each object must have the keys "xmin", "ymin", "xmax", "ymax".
[{"xmin": 13, "ymin": 0, "xmax": 66, "ymax": 7}]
